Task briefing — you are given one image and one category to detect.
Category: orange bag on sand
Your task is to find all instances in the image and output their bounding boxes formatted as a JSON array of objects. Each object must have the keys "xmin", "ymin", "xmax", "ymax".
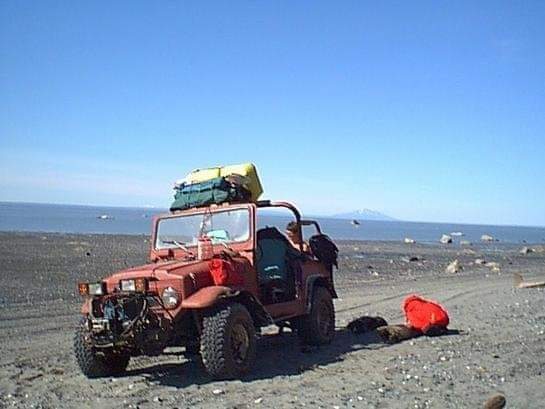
[{"xmin": 403, "ymin": 294, "xmax": 450, "ymax": 333}]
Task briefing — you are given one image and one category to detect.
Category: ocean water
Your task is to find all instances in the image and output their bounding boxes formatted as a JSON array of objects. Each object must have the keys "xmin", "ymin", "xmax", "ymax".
[{"xmin": 1, "ymin": 202, "xmax": 544, "ymax": 244}]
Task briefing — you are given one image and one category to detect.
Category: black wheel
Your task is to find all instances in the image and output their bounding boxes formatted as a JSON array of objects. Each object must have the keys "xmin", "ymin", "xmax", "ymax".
[
  {"xmin": 200, "ymin": 303, "xmax": 257, "ymax": 379},
  {"xmin": 185, "ymin": 339, "xmax": 201, "ymax": 356},
  {"xmin": 296, "ymin": 286, "xmax": 335, "ymax": 345},
  {"xmin": 74, "ymin": 317, "xmax": 130, "ymax": 378}
]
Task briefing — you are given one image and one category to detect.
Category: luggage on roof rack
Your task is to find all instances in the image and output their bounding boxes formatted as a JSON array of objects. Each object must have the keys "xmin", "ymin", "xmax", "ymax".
[
  {"xmin": 170, "ymin": 177, "xmax": 251, "ymax": 211},
  {"xmin": 175, "ymin": 163, "xmax": 263, "ymax": 202}
]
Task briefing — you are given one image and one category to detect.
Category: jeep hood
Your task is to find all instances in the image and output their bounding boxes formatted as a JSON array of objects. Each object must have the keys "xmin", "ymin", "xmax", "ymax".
[{"xmin": 104, "ymin": 258, "xmax": 209, "ymax": 284}]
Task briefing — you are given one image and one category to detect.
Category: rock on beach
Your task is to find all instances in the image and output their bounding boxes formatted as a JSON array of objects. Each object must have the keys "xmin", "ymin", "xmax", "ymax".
[{"xmin": 445, "ymin": 259, "xmax": 461, "ymax": 273}]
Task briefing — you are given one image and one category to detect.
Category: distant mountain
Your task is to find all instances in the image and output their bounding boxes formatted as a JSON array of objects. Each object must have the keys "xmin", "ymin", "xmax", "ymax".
[{"xmin": 332, "ymin": 209, "xmax": 397, "ymax": 222}]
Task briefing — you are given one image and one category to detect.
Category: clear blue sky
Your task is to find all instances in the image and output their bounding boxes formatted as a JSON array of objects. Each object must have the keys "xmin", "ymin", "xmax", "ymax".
[{"xmin": 1, "ymin": 1, "xmax": 544, "ymax": 226}]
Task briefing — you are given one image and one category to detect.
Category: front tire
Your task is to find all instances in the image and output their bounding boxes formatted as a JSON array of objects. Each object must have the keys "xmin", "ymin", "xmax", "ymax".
[
  {"xmin": 200, "ymin": 303, "xmax": 257, "ymax": 379},
  {"xmin": 74, "ymin": 317, "xmax": 130, "ymax": 378},
  {"xmin": 297, "ymin": 286, "xmax": 335, "ymax": 345}
]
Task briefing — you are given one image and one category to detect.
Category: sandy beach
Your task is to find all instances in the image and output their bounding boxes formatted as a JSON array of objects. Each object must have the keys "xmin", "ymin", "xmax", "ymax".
[{"xmin": 0, "ymin": 232, "xmax": 544, "ymax": 409}]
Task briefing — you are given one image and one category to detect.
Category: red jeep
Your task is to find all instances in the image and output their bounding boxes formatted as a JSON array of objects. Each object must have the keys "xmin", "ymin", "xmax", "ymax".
[{"xmin": 75, "ymin": 200, "xmax": 337, "ymax": 379}]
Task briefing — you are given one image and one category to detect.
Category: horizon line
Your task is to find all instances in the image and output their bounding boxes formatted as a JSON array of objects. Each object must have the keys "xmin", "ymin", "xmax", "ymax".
[{"xmin": 1, "ymin": 200, "xmax": 544, "ymax": 230}]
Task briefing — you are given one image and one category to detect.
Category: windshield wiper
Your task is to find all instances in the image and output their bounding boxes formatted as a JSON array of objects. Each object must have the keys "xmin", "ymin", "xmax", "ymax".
[{"xmin": 161, "ymin": 240, "xmax": 195, "ymax": 256}]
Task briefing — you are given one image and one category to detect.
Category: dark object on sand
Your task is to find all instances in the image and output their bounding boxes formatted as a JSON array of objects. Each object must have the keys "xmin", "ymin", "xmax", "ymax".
[
  {"xmin": 422, "ymin": 324, "xmax": 448, "ymax": 337},
  {"xmin": 484, "ymin": 394, "xmax": 506, "ymax": 409},
  {"xmin": 347, "ymin": 316, "xmax": 388, "ymax": 334},
  {"xmin": 401, "ymin": 256, "xmax": 420, "ymax": 263},
  {"xmin": 376, "ymin": 325, "xmax": 421, "ymax": 344}
]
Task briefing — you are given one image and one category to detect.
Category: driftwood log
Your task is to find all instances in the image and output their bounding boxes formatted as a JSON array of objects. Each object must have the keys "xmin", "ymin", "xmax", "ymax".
[{"xmin": 376, "ymin": 325, "xmax": 422, "ymax": 344}]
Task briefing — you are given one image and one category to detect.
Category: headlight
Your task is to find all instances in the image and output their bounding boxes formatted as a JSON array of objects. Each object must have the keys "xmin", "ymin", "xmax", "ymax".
[
  {"xmin": 161, "ymin": 287, "xmax": 180, "ymax": 308},
  {"xmin": 120, "ymin": 278, "xmax": 147, "ymax": 293},
  {"xmin": 88, "ymin": 282, "xmax": 106, "ymax": 296},
  {"xmin": 78, "ymin": 282, "xmax": 106, "ymax": 296},
  {"xmin": 120, "ymin": 279, "xmax": 136, "ymax": 292}
]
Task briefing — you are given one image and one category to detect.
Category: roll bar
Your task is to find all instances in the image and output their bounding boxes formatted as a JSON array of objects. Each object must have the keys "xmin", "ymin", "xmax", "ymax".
[
  {"xmin": 300, "ymin": 219, "xmax": 322, "ymax": 235},
  {"xmin": 256, "ymin": 200, "xmax": 301, "ymax": 222},
  {"xmin": 256, "ymin": 200, "xmax": 323, "ymax": 251}
]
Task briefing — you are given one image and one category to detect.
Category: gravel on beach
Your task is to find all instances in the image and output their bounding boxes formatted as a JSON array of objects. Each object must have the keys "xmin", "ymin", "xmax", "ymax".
[{"xmin": 0, "ymin": 232, "xmax": 544, "ymax": 408}]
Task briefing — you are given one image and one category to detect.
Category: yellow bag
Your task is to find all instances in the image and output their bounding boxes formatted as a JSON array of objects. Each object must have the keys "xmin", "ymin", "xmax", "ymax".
[
  {"xmin": 220, "ymin": 163, "xmax": 263, "ymax": 201},
  {"xmin": 182, "ymin": 163, "xmax": 263, "ymax": 201},
  {"xmin": 183, "ymin": 167, "xmax": 221, "ymax": 184}
]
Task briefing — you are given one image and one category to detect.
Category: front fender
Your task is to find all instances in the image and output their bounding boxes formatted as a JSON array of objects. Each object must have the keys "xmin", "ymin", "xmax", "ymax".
[{"xmin": 180, "ymin": 286, "xmax": 234, "ymax": 309}]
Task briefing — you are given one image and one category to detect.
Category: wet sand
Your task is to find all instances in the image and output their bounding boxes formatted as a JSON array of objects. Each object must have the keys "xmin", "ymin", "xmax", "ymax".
[{"xmin": 0, "ymin": 232, "xmax": 544, "ymax": 408}]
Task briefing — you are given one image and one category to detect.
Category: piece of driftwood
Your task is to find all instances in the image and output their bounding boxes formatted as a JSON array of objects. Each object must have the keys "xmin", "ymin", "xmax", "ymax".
[
  {"xmin": 375, "ymin": 324, "xmax": 421, "ymax": 344},
  {"xmin": 514, "ymin": 273, "xmax": 545, "ymax": 289}
]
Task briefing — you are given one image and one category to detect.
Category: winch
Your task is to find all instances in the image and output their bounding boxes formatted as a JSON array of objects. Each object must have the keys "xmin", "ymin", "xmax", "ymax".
[{"xmin": 89, "ymin": 294, "xmax": 170, "ymax": 354}]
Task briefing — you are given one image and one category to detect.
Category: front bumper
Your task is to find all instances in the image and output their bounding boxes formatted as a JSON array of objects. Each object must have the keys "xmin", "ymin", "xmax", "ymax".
[{"xmin": 86, "ymin": 293, "xmax": 173, "ymax": 355}]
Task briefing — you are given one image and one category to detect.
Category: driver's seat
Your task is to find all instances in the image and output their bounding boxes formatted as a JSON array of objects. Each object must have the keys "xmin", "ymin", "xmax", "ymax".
[{"xmin": 256, "ymin": 227, "xmax": 301, "ymax": 304}]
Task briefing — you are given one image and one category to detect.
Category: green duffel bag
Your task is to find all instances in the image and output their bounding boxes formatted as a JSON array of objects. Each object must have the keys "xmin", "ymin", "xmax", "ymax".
[{"xmin": 170, "ymin": 177, "xmax": 250, "ymax": 211}]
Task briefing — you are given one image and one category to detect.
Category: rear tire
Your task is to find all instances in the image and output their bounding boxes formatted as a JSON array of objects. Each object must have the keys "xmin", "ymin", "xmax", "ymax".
[
  {"xmin": 296, "ymin": 286, "xmax": 335, "ymax": 345},
  {"xmin": 200, "ymin": 303, "xmax": 256, "ymax": 379},
  {"xmin": 74, "ymin": 317, "xmax": 130, "ymax": 378}
]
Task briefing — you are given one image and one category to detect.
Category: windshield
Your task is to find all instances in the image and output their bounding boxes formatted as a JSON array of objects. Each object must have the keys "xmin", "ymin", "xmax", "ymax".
[{"xmin": 155, "ymin": 208, "xmax": 251, "ymax": 250}]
